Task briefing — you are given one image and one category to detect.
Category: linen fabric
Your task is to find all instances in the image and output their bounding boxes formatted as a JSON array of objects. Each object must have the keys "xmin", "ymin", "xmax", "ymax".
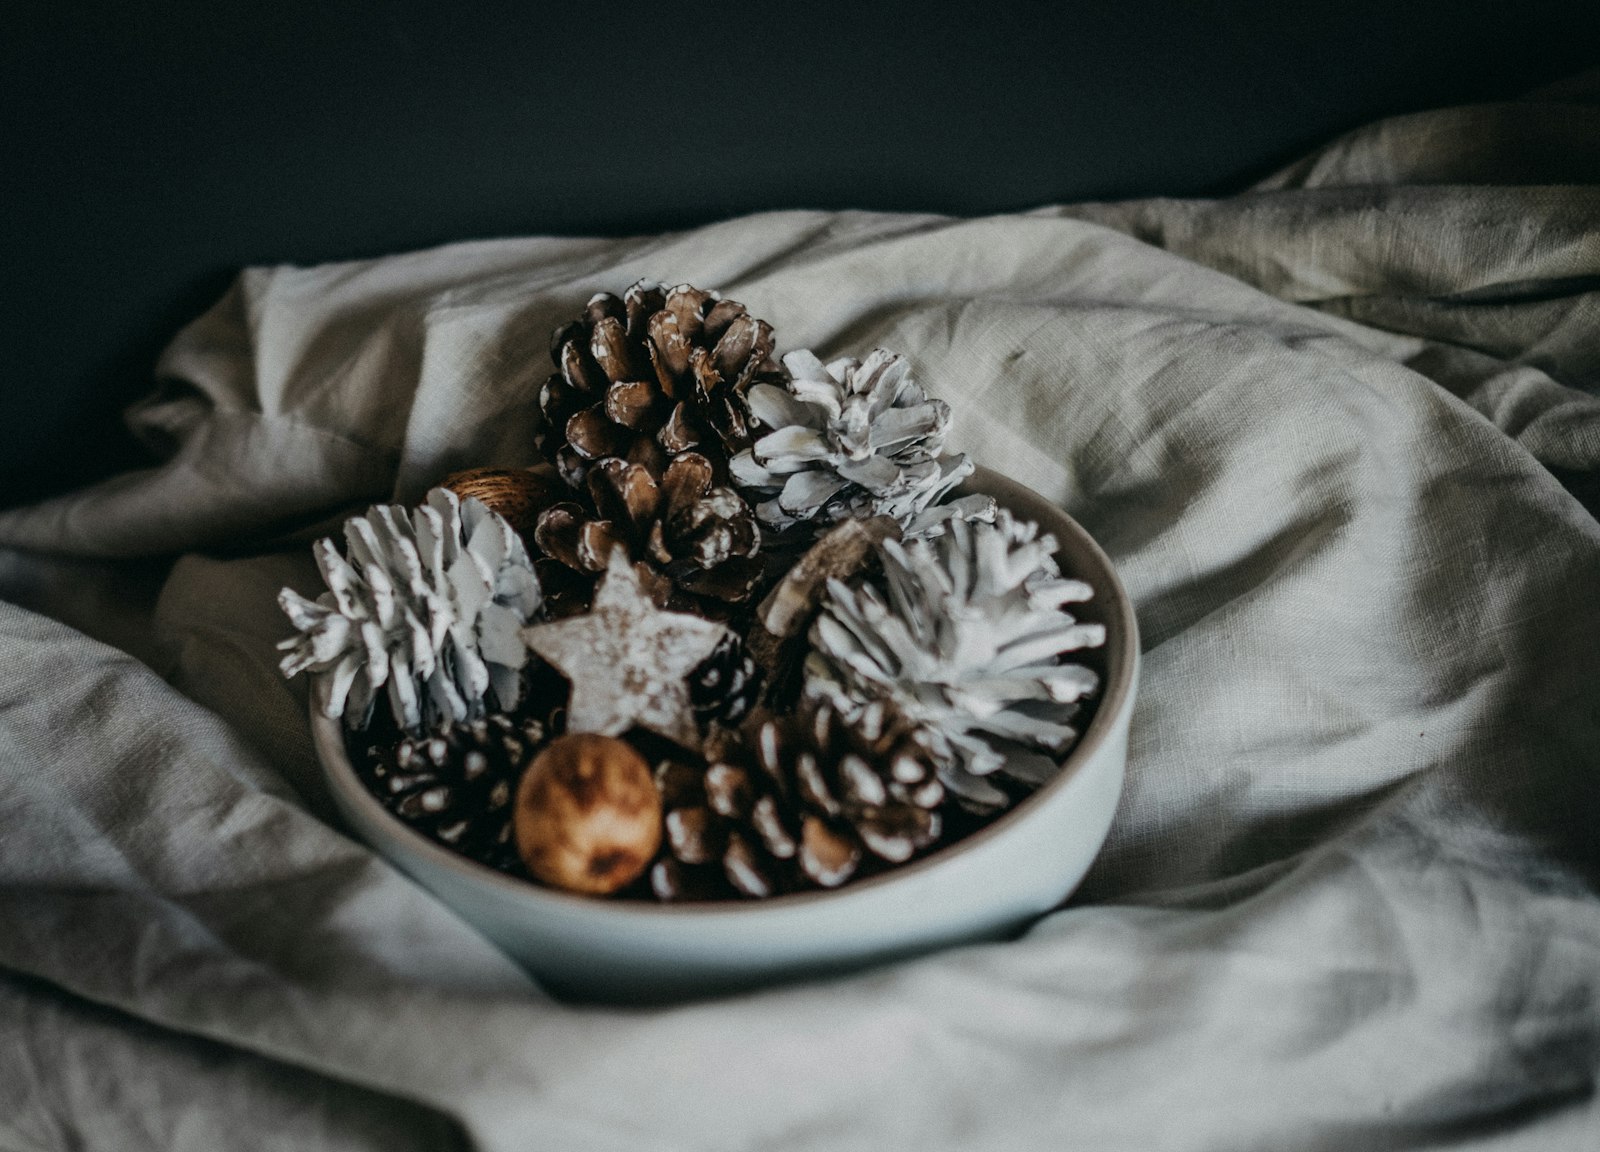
[{"xmin": 2, "ymin": 83, "xmax": 1598, "ymax": 1151}]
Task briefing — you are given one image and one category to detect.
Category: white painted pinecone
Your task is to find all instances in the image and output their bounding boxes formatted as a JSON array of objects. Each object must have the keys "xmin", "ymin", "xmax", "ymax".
[
  {"xmin": 729, "ymin": 348, "xmax": 992, "ymax": 534},
  {"xmin": 804, "ymin": 509, "xmax": 1105, "ymax": 811},
  {"xmin": 278, "ymin": 488, "xmax": 544, "ymax": 732}
]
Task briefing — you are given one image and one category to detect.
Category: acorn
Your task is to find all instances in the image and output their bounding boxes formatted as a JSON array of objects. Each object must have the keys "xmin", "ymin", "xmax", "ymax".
[{"xmin": 513, "ymin": 733, "xmax": 662, "ymax": 895}]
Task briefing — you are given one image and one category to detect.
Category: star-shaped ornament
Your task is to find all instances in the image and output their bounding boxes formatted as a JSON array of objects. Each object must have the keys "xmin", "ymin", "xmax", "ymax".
[{"xmin": 522, "ymin": 550, "xmax": 731, "ymax": 752}]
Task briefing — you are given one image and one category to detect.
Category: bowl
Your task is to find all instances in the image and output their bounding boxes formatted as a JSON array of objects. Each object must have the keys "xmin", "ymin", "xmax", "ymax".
[{"xmin": 312, "ymin": 467, "xmax": 1140, "ymax": 1003}]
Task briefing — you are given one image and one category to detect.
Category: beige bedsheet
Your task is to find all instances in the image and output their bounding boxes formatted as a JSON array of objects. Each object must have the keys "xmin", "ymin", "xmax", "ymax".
[{"xmin": 1, "ymin": 82, "xmax": 1597, "ymax": 1150}]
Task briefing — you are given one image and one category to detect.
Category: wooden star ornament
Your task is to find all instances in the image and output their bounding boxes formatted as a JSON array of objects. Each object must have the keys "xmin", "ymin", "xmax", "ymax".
[{"xmin": 521, "ymin": 550, "xmax": 731, "ymax": 751}]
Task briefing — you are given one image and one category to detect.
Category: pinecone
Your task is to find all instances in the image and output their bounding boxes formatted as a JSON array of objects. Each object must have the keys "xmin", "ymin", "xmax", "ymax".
[
  {"xmin": 650, "ymin": 698, "xmax": 945, "ymax": 900},
  {"xmin": 355, "ymin": 710, "xmax": 555, "ymax": 873},
  {"xmin": 531, "ymin": 451, "xmax": 764, "ymax": 609},
  {"xmin": 538, "ymin": 280, "xmax": 782, "ymax": 489},
  {"xmin": 278, "ymin": 488, "xmax": 544, "ymax": 731},
  {"xmin": 689, "ymin": 633, "xmax": 763, "ymax": 729},
  {"xmin": 436, "ymin": 465, "xmax": 600, "ymax": 617},
  {"xmin": 728, "ymin": 348, "xmax": 993, "ymax": 535},
  {"xmin": 804, "ymin": 509, "xmax": 1106, "ymax": 813},
  {"xmin": 744, "ymin": 515, "xmax": 901, "ymax": 711}
]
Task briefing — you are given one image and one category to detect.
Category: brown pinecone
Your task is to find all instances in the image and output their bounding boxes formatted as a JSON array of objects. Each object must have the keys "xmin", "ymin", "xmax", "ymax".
[
  {"xmin": 532, "ymin": 451, "xmax": 764, "ymax": 609},
  {"xmin": 538, "ymin": 280, "xmax": 782, "ymax": 489},
  {"xmin": 649, "ymin": 698, "xmax": 946, "ymax": 900},
  {"xmin": 355, "ymin": 711, "xmax": 556, "ymax": 873},
  {"xmin": 689, "ymin": 633, "xmax": 764, "ymax": 729}
]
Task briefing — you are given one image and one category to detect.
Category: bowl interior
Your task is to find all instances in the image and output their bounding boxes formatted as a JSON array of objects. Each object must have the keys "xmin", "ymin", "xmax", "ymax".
[{"xmin": 314, "ymin": 465, "xmax": 1139, "ymax": 917}]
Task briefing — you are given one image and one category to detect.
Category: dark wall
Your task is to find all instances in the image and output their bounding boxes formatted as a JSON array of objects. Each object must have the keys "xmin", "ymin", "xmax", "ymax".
[{"xmin": 4, "ymin": 1, "xmax": 1597, "ymax": 508}]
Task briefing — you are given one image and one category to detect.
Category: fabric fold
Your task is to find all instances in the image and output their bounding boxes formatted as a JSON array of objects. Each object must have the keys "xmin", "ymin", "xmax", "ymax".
[{"xmin": 2, "ymin": 84, "xmax": 1598, "ymax": 1150}]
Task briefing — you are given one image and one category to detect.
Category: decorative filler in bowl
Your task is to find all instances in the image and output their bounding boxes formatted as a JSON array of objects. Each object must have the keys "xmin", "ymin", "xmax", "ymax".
[{"xmin": 280, "ymin": 282, "xmax": 1138, "ymax": 999}]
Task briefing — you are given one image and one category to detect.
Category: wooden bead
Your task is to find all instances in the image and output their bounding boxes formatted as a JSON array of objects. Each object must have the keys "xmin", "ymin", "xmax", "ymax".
[
  {"xmin": 513, "ymin": 733, "xmax": 662, "ymax": 896},
  {"xmin": 441, "ymin": 466, "xmax": 562, "ymax": 539}
]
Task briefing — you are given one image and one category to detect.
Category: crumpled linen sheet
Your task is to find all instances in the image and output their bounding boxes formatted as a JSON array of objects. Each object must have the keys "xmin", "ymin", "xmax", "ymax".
[{"xmin": 2, "ymin": 83, "xmax": 1599, "ymax": 1152}]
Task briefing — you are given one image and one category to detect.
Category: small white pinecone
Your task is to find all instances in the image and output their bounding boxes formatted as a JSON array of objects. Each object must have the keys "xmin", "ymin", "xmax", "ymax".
[
  {"xmin": 729, "ymin": 348, "xmax": 992, "ymax": 534},
  {"xmin": 803, "ymin": 509, "xmax": 1105, "ymax": 811},
  {"xmin": 278, "ymin": 488, "xmax": 544, "ymax": 732}
]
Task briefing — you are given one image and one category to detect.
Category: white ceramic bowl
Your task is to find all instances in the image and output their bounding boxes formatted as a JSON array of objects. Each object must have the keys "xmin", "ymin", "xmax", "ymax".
[{"xmin": 313, "ymin": 468, "xmax": 1139, "ymax": 1003}]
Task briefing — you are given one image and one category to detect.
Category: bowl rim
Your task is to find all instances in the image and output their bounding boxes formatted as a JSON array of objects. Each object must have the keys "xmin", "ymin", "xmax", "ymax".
[{"xmin": 313, "ymin": 465, "xmax": 1139, "ymax": 919}]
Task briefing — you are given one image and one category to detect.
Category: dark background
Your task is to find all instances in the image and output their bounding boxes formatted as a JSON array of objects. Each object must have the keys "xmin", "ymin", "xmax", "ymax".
[{"xmin": 4, "ymin": 1, "xmax": 1597, "ymax": 510}]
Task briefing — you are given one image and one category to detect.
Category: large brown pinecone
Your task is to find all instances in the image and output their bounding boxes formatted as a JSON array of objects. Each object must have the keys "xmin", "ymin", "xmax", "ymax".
[
  {"xmin": 538, "ymin": 280, "xmax": 782, "ymax": 489},
  {"xmin": 532, "ymin": 451, "xmax": 764, "ymax": 609},
  {"xmin": 649, "ymin": 698, "xmax": 946, "ymax": 900}
]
